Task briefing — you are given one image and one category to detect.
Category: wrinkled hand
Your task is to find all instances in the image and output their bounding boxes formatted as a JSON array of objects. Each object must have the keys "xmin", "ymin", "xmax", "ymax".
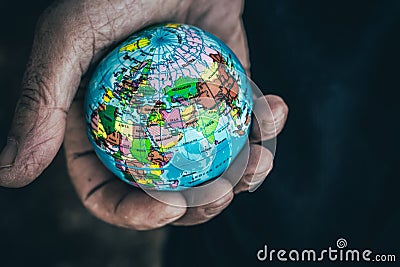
[{"xmin": 0, "ymin": 0, "xmax": 288, "ymax": 229}]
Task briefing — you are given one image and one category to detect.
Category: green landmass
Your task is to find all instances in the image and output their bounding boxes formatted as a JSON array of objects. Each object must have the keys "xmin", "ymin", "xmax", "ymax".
[
  {"xmin": 138, "ymin": 85, "xmax": 156, "ymax": 96},
  {"xmin": 148, "ymin": 111, "xmax": 165, "ymax": 126},
  {"xmin": 135, "ymin": 60, "xmax": 152, "ymax": 80},
  {"xmin": 196, "ymin": 108, "xmax": 220, "ymax": 144},
  {"xmin": 114, "ymin": 150, "xmax": 122, "ymax": 160},
  {"xmin": 98, "ymin": 105, "xmax": 117, "ymax": 135},
  {"xmin": 116, "ymin": 72, "xmax": 124, "ymax": 82},
  {"xmin": 123, "ymin": 172, "xmax": 136, "ymax": 182},
  {"xmin": 165, "ymin": 76, "xmax": 198, "ymax": 102},
  {"xmin": 130, "ymin": 138, "xmax": 152, "ymax": 163},
  {"xmin": 145, "ymin": 172, "xmax": 162, "ymax": 181}
]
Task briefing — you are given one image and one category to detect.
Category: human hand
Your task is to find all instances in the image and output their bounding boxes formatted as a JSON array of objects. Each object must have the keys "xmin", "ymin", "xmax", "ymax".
[{"xmin": 0, "ymin": 0, "xmax": 288, "ymax": 229}]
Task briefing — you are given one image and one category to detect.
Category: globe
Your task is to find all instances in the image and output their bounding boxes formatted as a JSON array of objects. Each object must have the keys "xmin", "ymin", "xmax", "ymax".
[{"xmin": 85, "ymin": 23, "xmax": 253, "ymax": 191}]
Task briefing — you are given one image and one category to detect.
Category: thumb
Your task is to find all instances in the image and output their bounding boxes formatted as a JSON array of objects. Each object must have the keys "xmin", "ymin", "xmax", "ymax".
[
  {"xmin": 0, "ymin": 0, "xmax": 184, "ymax": 187},
  {"xmin": 0, "ymin": 7, "xmax": 83, "ymax": 187}
]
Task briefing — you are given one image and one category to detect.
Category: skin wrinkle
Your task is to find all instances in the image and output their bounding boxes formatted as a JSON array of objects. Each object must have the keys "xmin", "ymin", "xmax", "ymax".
[
  {"xmin": 146, "ymin": 208, "xmax": 158, "ymax": 226},
  {"xmin": 105, "ymin": 11, "xmax": 117, "ymax": 43},
  {"xmin": 105, "ymin": 0, "xmax": 119, "ymax": 16},
  {"xmin": 187, "ymin": 2, "xmax": 214, "ymax": 26},
  {"xmin": 83, "ymin": 1, "xmax": 98, "ymax": 66},
  {"xmin": 24, "ymin": 38, "xmax": 77, "ymax": 112},
  {"xmin": 18, "ymin": 88, "xmax": 43, "ymax": 111},
  {"xmin": 66, "ymin": 160, "xmax": 114, "ymax": 199},
  {"xmin": 11, "ymin": 109, "xmax": 39, "ymax": 142},
  {"xmin": 206, "ymin": 191, "xmax": 234, "ymax": 212},
  {"xmin": 22, "ymin": 64, "xmax": 54, "ymax": 104},
  {"xmin": 23, "ymin": 144, "xmax": 62, "ymax": 172},
  {"xmin": 113, "ymin": 191, "xmax": 131, "ymax": 214},
  {"xmin": 9, "ymin": 145, "xmax": 54, "ymax": 186},
  {"xmin": 84, "ymin": 178, "xmax": 116, "ymax": 201},
  {"xmin": 71, "ymin": 34, "xmax": 90, "ymax": 75},
  {"xmin": 26, "ymin": 131, "xmax": 61, "ymax": 153},
  {"xmin": 43, "ymin": 5, "xmax": 90, "ymax": 83},
  {"xmin": 174, "ymin": 0, "xmax": 192, "ymax": 22},
  {"xmin": 72, "ymin": 150, "xmax": 95, "ymax": 160},
  {"xmin": 205, "ymin": 196, "xmax": 232, "ymax": 215},
  {"xmin": 7, "ymin": 103, "xmax": 63, "ymax": 180},
  {"xmin": 79, "ymin": 1, "xmax": 163, "ymax": 74},
  {"xmin": 233, "ymin": 145, "xmax": 273, "ymax": 191},
  {"xmin": 27, "ymin": 112, "xmax": 58, "ymax": 140},
  {"xmin": 0, "ymin": 164, "xmax": 13, "ymax": 170},
  {"xmin": 172, "ymin": 192, "xmax": 233, "ymax": 225},
  {"xmin": 0, "ymin": 0, "xmax": 289, "ymax": 228}
]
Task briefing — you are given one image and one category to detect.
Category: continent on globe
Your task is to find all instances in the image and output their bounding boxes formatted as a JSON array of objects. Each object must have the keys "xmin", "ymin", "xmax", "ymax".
[{"xmin": 85, "ymin": 23, "xmax": 253, "ymax": 191}]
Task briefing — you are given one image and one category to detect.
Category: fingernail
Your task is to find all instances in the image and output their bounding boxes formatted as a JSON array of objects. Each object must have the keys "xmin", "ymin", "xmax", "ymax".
[
  {"xmin": 278, "ymin": 116, "xmax": 288, "ymax": 129},
  {"xmin": 255, "ymin": 164, "xmax": 272, "ymax": 177},
  {"xmin": 157, "ymin": 206, "xmax": 186, "ymax": 226},
  {"xmin": 204, "ymin": 207, "xmax": 221, "ymax": 216},
  {"xmin": 157, "ymin": 214, "xmax": 183, "ymax": 226},
  {"xmin": 274, "ymin": 110, "xmax": 286, "ymax": 125},
  {"xmin": 0, "ymin": 138, "xmax": 18, "ymax": 168},
  {"xmin": 248, "ymin": 181, "xmax": 263, "ymax": 193},
  {"xmin": 204, "ymin": 202, "xmax": 230, "ymax": 216}
]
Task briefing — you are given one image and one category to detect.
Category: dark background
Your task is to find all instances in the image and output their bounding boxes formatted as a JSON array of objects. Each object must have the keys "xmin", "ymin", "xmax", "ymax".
[
  {"xmin": 165, "ymin": 1, "xmax": 400, "ymax": 267},
  {"xmin": 0, "ymin": 1, "xmax": 165, "ymax": 266},
  {"xmin": 1, "ymin": 0, "xmax": 400, "ymax": 267}
]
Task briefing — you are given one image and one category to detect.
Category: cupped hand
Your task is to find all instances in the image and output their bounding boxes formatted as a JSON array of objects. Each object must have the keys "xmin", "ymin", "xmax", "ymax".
[{"xmin": 0, "ymin": 0, "xmax": 288, "ymax": 229}]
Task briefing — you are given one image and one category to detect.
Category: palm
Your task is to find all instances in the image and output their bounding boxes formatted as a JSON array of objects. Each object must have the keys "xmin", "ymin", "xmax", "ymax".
[{"xmin": 0, "ymin": 0, "xmax": 288, "ymax": 229}]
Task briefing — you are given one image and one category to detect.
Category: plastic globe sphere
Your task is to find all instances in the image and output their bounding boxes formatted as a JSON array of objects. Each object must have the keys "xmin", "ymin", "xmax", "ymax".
[{"xmin": 85, "ymin": 23, "xmax": 253, "ymax": 191}]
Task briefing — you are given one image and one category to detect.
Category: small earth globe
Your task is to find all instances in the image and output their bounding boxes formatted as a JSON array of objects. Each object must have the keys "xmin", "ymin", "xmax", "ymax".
[{"xmin": 85, "ymin": 23, "xmax": 253, "ymax": 191}]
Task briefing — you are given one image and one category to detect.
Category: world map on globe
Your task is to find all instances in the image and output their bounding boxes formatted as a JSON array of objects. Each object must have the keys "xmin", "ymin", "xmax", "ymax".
[{"xmin": 85, "ymin": 23, "xmax": 253, "ymax": 191}]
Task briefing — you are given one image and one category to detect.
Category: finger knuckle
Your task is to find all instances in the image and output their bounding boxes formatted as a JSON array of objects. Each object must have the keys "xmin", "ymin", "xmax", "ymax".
[
  {"xmin": 261, "ymin": 147, "xmax": 274, "ymax": 164},
  {"xmin": 207, "ymin": 190, "xmax": 234, "ymax": 210},
  {"xmin": 18, "ymin": 87, "xmax": 47, "ymax": 112},
  {"xmin": 2, "ymin": 155, "xmax": 44, "ymax": 187},
  {"xmin": 0, "ymin": 168, "xmax": 32, "ymax": 188}
]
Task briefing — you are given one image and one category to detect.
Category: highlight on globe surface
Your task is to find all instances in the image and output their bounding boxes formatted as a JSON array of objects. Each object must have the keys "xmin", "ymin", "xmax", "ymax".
[{"xmin": 84, "ymin": 23, "xmax": 253, "ymax": 191}]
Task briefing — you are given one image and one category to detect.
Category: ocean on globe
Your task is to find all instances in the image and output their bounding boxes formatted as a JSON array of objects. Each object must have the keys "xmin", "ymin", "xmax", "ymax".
[{"xmin": 84, "ymin": 23, "xmax": 253, "ymax": 191}]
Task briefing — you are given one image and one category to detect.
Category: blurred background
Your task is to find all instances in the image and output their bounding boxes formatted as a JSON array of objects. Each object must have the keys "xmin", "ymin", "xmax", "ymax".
[{"xmin": 1, "ymin": 0, "xmax": 400, "ymax": 267}]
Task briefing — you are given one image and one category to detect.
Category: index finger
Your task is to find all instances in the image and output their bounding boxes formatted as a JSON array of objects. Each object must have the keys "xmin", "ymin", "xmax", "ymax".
[
  {"xmin": 64, "ymin": 89, "xmax": 186, "ymax": 230},
  {"xmin": 0, "ymin": 0, "xmax": 182, "ymax": 187},
  {"xmin": 250, "ymin": 94, "xmax": 289, "ymax": 143}
]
